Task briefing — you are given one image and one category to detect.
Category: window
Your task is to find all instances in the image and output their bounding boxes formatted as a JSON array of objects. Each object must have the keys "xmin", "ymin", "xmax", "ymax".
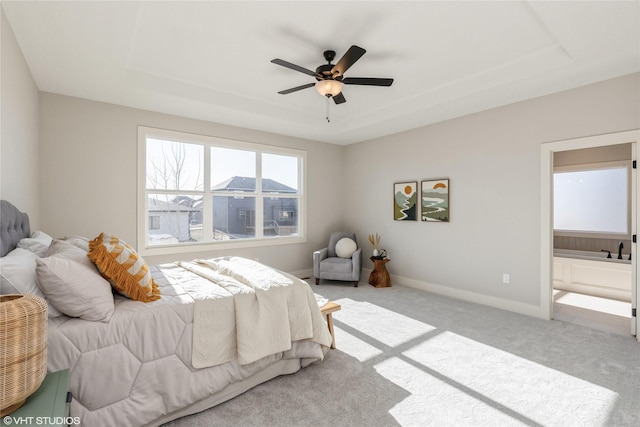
[
  {"xmin": 553, "ymin": 161, "xmax": 630, "ymax": 237},
  {"xmin": 278, "ymin": 210, "xmax": 294, "ymax": 221},
  {"xmin": 138, "ymin": 127, "xmax": 306, "ymax": 255}
]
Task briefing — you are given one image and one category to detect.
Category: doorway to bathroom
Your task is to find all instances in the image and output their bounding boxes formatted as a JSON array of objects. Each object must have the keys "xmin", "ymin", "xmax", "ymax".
[
  {"xmin": 540, "ymin": 130, "xmax": 640, "ymax": 340},
  {"xmin": 553, "ymin": 145, "xmax": 632, "ymax": 335}
]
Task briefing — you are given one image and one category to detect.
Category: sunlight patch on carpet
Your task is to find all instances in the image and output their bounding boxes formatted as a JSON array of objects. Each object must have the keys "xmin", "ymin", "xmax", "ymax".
[
  {"xmin": 375, "ymin": 357, "xmax": 522, "ymax": 426},
  {"xmin": 401, "ymin": 331, "xmax": 618, "ymax": 425},
  {"xmin": 332, "ymin": 327, "xmax": 384, "ymax": 361},
  {"xmin": 333, "ymin": 298, "xmax": 436, "ymax": 347}
]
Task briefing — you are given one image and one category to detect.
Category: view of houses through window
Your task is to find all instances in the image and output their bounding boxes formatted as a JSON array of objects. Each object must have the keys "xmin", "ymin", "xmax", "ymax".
[{"xmin": 140, "ymin": 128, "xmax": 304, "ymax": 249}]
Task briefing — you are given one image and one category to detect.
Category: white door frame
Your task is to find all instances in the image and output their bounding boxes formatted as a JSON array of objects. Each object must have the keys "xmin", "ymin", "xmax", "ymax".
[{"xmin": 540, "ymin": 129, "xmax": 640, "ymax": 339}]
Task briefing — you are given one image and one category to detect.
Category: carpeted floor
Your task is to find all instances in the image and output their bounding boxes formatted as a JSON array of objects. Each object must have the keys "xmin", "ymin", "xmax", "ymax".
[{"xmin": 163, "ymin": 281, "xmax": 640, "ymax": 427}]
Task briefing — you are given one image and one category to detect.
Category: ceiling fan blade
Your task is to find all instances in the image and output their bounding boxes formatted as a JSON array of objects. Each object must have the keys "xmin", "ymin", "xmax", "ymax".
[
  {"xmin": 278, "ymin": 82, "xmax": 316, "ymax": 95},
  {"xmin": 271, "ymin": 59, "xmax": 321, "ymax": 78},
  {"xmin": 333, "ymin": 92, "xmax": 346, "ymax": 104},
  {"xmin": 343, "ymin": 77, "xmax": 394, "ymax": 86},
  {"xmin": 331, "ymin": 45, "xmax": 366, "ymax": 77}
]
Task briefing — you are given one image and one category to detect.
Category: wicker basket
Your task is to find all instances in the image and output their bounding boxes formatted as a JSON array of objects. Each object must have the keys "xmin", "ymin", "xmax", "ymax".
[{"xmin": 0, "ymin": 294, "xmax": 48, "ymax": 416}]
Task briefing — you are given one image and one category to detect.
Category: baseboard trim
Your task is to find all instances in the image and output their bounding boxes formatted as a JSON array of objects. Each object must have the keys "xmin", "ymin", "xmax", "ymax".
[
  {"xmin": 292, "ymin": 267, "xmax": 545, "ymax": 319},
  {"xmin": 291, "ymin": 268, "xmax": 313, "ymax": 280},
  {"xmin": 391, "ymin": 272, "xmax": 547, "ymax": 319}
]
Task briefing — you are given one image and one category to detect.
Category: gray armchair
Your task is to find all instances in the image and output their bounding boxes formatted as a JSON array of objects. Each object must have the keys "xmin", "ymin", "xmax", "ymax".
[{"xmin": 313, "ymin": 232, "xmax": 362, "ymax": 287}]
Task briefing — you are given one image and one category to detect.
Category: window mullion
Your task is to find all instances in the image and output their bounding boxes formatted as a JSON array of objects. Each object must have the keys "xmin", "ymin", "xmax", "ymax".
[
  {"xmin": 255, "ymin": 152, "xmax": 264, "ymax": 238},
  {"xmin": 203, "ymin": 144, "xmax": 213, "ymax": 242}
]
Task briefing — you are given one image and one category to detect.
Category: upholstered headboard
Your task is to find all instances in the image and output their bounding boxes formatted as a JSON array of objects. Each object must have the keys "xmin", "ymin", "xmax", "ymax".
[{"xmin": 0, "ymin": 200, "xmax": 31, "ymax": 257}]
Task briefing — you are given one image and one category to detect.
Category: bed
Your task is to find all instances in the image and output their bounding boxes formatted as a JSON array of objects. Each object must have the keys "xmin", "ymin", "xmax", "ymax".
[{"xmin": 0, "ymin": 200, "xmax": 332, "ymax": 426}]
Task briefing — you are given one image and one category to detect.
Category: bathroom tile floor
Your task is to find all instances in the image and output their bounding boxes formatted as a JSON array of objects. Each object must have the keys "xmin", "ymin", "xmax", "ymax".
[{"xmin": 553, "ymin": 290, "xmax": 632, "ymax": 336}]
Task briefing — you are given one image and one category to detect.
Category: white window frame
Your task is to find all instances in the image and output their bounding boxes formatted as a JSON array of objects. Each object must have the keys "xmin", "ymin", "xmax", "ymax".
[{"xmin": 137, "ymin": 126, "xmax": 307, "ymax": 256}]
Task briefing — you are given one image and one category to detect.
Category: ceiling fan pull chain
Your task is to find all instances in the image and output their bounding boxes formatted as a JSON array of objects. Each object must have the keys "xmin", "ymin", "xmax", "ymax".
[{"xmin": 326, "ymin": 96, "xmax": 331, "ymax": 122}]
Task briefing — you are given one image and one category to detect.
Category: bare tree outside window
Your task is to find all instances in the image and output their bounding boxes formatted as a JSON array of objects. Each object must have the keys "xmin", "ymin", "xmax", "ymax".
[{"xmin": 146, "ymin": 139, "xmax": 204, "ymax": 245}]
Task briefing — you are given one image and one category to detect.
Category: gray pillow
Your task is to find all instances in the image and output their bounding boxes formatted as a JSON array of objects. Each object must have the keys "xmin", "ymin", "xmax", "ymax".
[{"xmin": 36, "ymin": 256, "xmax": 114, "ymax": 322}]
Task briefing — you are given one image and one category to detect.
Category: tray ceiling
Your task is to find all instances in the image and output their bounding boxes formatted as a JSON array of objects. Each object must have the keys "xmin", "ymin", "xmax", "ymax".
[{"xmin": 3, "ymin": 1, "xmax": 639, "ymax": 145}]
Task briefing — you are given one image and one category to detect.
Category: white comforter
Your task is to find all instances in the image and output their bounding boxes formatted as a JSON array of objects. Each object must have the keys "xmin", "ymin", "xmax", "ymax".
[
  {"xmin": 47, "ymin": 257, "xmax": 332, "ymax": 426},
  {"xmin": 181, "ymin": 257, "xmax": 329, "ymax": 367}
]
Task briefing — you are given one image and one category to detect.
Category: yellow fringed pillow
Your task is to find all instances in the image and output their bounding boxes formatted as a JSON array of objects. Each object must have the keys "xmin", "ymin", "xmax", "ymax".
[{"xmin": 88, "ymin": 233, "xmax": 160, "ymax": 302}]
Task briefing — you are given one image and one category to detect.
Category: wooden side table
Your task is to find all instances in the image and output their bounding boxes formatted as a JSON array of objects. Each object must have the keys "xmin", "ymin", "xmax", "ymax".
[
  {"xmin": 1, "ymin": 369, "xmax": 71, "ymax": 426},
  {"xmin": 320, "ymin": 301, "xmax": 341, "ymax": 349},
  {"xmin": 369, "ymin": 257, "xmax": 392, "ymax": 288}
]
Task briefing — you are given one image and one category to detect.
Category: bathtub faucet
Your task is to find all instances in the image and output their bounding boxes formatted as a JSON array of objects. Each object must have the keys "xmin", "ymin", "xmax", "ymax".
[
  {"xmin": 618, "ymin": 241, "xmax": 624, "ymax": 260},
  {"xmin": 601, "ymin": 249, "xmax": 612, "ymax": 258}
]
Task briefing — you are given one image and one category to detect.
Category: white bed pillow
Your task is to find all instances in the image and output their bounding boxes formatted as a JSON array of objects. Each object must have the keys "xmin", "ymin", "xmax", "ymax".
[
  {"xmin": 0, "ymin": 273, "xmax": 20, "ymax": 294},
  {"xmin": 46, "ymin": 239, "xmax": 96, "ymax": 270},
  {"xmin": 36, "ymin": 256, "xmax": 114, "ymax": 322},
  {"xmin": 63, "ymin": 235, "xmax": 91, "ymax": 252},
  {"xmin": 0, "ymin": 247, "xmax": 62, "ymax": 317},
  {"xmin": 335, "ymin": 237, "xmax": 357, "ymax": 258},
  {"xmin": 17, "ymin": 230, "xmax": 53, "ymax": 257}
]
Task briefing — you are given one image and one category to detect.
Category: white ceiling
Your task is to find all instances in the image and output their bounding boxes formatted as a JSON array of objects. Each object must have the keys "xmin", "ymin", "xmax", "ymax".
[{"xmin": 3, "ymin": 1, "xmax": 639, "ymax": 145}]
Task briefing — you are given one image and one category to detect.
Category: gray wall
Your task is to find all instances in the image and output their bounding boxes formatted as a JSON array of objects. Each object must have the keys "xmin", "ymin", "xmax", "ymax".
[
  {"xmin": 343, "ymin": 72, "xmax": 640, "ymax": 313},
  {"xmin": 1, "ymin": 8, "xmax": 40, "ymax": 227},
  {"xmin": 38, "ymin": 93, "xmax": 345, "ymax": 271}
]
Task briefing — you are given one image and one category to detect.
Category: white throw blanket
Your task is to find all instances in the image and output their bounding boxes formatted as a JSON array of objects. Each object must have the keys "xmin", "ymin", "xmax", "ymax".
[{"xmin": 178, "ymin": 256, "xmax": 330, "ymax": 368}]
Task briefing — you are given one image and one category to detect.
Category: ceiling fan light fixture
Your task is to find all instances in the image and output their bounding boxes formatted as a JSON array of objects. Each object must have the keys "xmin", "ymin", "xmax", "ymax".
[{"xmin": 315, "ymin": 80, "xmax": 343, "ymax": 97}]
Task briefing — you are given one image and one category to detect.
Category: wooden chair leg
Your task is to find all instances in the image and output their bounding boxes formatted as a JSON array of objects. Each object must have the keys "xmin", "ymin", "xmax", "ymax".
[
  {"xmin": 326, "ymin": 313, "xmax": 336, "ymax": 349},
  {"xmin": 353, "ymin": 281, "xmax": 358, "ymax": 287},
  {"xmin": 316, "ymin": 278, "xmax": 319, "ymax": 285}
]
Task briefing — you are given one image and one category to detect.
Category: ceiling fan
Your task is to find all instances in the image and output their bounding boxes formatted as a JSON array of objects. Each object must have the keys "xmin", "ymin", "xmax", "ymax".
[{"xmin": 271, "ymin": 45, "xmax": 394, "ymax": 105}]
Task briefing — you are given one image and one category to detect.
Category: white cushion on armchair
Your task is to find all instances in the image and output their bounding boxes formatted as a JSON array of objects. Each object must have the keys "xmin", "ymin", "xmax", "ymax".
[{"xmin": 335, "ymin": 237, "xmax": 357, "ymax": 258}]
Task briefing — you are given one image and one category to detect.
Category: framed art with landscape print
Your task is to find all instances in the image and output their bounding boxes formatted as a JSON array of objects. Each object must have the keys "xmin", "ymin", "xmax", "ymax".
[
  {"xmin": 421, "ymin": 179, "xmax": 449, "ymax": 222},
  {"xmin": 394, "ymin": 181, "xmax": 417, "ymax": 221}
]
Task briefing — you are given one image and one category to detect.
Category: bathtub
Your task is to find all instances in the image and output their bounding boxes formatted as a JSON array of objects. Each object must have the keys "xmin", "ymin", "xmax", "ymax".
[
  {"xmin": 553, "ymin": 248, "xmax": 631, "ymax": 264},
  {"xmin": 553, "ymin": 249, "xmax": 631, "ymax": 302}
]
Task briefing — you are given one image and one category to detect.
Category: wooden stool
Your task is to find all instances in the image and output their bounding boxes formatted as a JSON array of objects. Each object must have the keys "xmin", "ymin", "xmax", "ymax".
[{"xmin": 320, "ymin": 301, "xmax": 341, "ymax": 349}]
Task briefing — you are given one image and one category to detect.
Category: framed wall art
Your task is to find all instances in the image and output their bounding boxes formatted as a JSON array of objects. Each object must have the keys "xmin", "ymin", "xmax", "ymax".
[
  {"xmin": 421, "ymin": 179, "xmax": 449, "ymax": 222},
  {"xmin": 394, "ymin": 181, "xmax": 417, "ymax": 221}
]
